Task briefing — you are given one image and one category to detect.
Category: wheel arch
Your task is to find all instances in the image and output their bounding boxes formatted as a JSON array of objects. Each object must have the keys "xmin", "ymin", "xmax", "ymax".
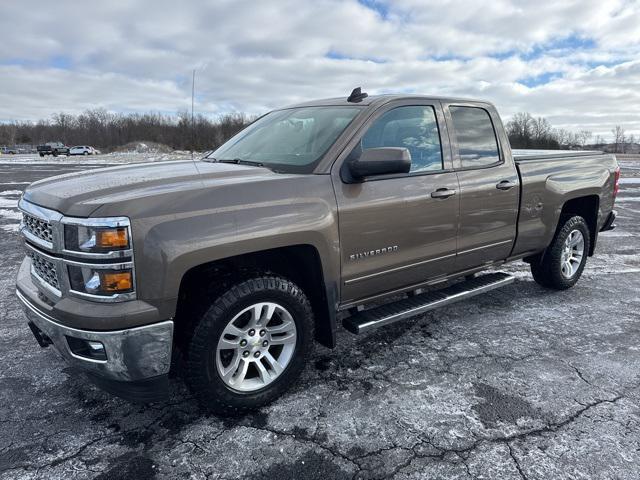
[
  {"xmin": 559, "ymin": 195, "xmax": 599, "ymax": 256},
  {"xmin": 173, "ymin": 244, "xmax": 338, "ymax": 350}
]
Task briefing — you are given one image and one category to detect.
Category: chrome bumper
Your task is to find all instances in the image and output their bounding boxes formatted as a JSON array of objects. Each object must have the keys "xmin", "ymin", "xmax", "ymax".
[{"xmin": 16, "ymin": 289, "xmax": 173, "ymax": 382}]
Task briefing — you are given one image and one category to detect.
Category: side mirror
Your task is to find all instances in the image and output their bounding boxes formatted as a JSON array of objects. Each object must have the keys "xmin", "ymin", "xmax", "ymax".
[{"xmin": 346, "ymin": 147, "xmax": 411, "ymax": 182}]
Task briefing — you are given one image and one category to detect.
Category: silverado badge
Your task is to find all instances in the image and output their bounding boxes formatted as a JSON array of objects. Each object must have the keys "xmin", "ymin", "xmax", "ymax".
[{"xmin": 349, "ymin": 245, "xmax": 398, "ymax": 261}]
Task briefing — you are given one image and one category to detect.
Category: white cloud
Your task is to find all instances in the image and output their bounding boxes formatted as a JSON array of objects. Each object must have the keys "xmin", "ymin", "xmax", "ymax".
[{"xmin": 0, "ymin": 0, "xmax": 639, "ymax": 137}]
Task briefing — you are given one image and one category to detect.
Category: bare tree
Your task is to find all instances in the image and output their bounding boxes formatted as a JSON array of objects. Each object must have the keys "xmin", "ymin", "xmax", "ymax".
[
  {"xmin": 531, "ymin": 117, "xmax": 552, "ymax": 142},
  {"xmin": 612, "ymin": 125, "xmax": 626, "ymax": 153},
  {"xmin": 576, "ymin": 130, "xmax": 592, "ymax": 149},
  {"xmin": 0, "ymin": 123, "xmax": 17, "ymax": 146},
  {"xmin": 626, "ymin": 133, "xmax": 636, "ymax": 153}
]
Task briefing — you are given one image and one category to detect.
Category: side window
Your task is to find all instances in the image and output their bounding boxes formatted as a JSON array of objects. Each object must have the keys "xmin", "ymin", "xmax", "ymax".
[
  {"xmin": 450, "ymin": 106, "xmax": 500, "ymax": 168},
  {"xmin": 361, "ymin": 106, "xmax": 443, "ymax": 173}
]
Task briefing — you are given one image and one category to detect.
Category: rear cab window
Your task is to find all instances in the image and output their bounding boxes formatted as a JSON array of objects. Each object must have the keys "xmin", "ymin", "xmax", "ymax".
[{"xmin": 449, "ymin": 106, "xmax": 500, "ymax": 168}]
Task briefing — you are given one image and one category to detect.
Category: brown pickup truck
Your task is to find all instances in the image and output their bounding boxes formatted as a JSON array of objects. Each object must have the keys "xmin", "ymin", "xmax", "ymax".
[{"xmin": 16, "ymin": 89, "xmax": 619, "ymax": 412}]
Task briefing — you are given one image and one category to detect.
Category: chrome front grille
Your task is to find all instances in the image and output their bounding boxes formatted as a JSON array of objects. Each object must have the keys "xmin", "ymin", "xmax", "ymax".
[
  {"xmin": 22, "ymin": 212, "xmax": 54, "ymax": 243},
  {"xmin": 29, "ymin": 250, "xmax": 60, "ymax": 291}
]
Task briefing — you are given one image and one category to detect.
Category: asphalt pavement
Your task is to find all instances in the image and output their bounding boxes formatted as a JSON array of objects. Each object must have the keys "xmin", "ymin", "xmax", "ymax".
[{"xmin": 0, "ymin": 156, "xmax": 639, "ymax": 479}]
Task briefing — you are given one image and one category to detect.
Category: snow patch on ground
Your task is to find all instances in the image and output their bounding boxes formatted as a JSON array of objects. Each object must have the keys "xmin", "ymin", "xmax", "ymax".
[
  {"xmin": 0, "ymin": 151, "xmax": 195, "ymax": 165},
  {"xmin": 586, "ymin": 267, "xmax": 640, "ymax": 275},
  {"xmin": 619, "ymin": 178, "xmax": 640, "ymax": 185},
  {"xmin": 0, "ymin": 209, "xmax": 21, "ymax": 220},
  {"xmin": 0, "ymin": 198, "xmax": 19, "ymax": 208},
  {"xmin": 0, "ymin": 197, "xmax": 19, "ymax": 208},
  {"xmin": 0, "ymin": 224, "xmax": 19, "ymax": 232},
  {"xmin": 600, "ymin": 230, "xmax": 634, "ymax": 237},
  {"xmin": 0, "ymin": 190, "xmax": 23, "ymax": 196}
]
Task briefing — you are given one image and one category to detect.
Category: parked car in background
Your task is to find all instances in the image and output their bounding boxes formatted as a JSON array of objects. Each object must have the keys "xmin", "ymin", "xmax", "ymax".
[
  {"xmin": 69, "ymin": 146, "xmax": 99, "ymax": 155},
  {"xmin": 37, "ymin": 142, "xmax": 70, "ymax": 157},
  {"xmin": 0, "ymin": 146, "xmax": 18, "ymax": 154}
]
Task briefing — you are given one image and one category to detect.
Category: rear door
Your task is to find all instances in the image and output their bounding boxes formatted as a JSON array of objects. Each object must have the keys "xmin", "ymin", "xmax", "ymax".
[
  {"xmin": 332, "ymin": 100, "xmax": 460, "ymax": 304},
  {"xmin": 443, "ymin": 103, "xmax": 519, "ymax": 270}
]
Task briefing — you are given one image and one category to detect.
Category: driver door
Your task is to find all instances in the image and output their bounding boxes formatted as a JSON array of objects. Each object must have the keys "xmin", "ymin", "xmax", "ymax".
[{"xmin": 332, "ymin": 101, "xmax": 460, "ymax": 304}]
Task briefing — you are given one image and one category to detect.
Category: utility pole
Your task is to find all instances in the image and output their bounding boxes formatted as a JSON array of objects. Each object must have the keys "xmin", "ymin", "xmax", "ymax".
[{"xmin": 191, "ymin": 69, "xmax": 196, "ymax": 158}]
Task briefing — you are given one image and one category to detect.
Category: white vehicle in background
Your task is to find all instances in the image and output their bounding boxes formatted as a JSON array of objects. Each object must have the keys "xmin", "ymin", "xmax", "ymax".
[{"xmin": 69, "ymin": 146, "xmax": 99, "ymax": 156}]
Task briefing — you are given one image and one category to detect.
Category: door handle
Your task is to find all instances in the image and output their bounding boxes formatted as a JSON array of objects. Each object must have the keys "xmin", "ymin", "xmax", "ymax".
[
  {"xmin": 496, "ymin": 180, "xmax": 517, "ymax": 190},
  {"xmin": 430, "ymin": 188, "xmax": 456, "ymax": 199}
]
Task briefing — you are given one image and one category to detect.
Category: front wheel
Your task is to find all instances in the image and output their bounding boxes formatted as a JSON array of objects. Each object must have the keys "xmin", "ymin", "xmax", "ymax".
[
  {"xmin": 185, "ymin": 276, "xmax": 314, "ymax": 414},
  {"xmin": 531, "ymin": 215, "xmax": 590, "ymax": 290}
]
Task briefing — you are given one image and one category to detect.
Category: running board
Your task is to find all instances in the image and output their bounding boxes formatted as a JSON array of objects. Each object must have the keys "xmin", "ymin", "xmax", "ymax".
[{"xmin": 343, "ymin": 272, "xmax": 514, "ymax": 335}]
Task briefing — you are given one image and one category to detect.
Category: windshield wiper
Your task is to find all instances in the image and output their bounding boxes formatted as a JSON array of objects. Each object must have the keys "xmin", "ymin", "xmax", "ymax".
[
  {"xmin": 206, "ymin": 157, "xmax": 284, "ymax": 173},
  {"xmin": 217, "ymin": 158, "xmax": 265, "ymax": 168}
]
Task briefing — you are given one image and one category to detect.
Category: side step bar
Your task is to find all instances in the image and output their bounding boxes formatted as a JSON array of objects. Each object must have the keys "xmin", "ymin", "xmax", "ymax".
[{"xmin": 343, "ymin": 272, "xmax": 514, "ymax": 335}]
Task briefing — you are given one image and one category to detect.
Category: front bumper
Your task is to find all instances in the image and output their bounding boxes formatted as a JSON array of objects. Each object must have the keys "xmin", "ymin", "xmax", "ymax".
[{"xmin": 16, "ymin": 288, "xmax": 173, "ymax": 400}]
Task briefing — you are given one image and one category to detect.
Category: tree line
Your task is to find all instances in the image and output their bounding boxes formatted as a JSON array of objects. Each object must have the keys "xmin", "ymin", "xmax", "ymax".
[
  {"xmin": 0, "ymin": 109, "xmax": 252, "ymax": 152},
  {"xmin": 0, "ymin": 108, "xmax": 635, "ymax": 154},
  {"xmin": 506, "ymin": 112, "xmax": 635, "ymax": 153}
]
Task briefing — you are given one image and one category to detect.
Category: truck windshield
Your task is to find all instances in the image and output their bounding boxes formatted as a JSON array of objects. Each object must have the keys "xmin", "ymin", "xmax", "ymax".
[{"xmin": 204, "ymin": 106, "xmax": 362, "ymax": 173}]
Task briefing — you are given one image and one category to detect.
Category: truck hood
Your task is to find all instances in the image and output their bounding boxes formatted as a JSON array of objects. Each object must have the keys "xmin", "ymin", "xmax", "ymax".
[{"xmin": 22, "ymin": 160, "xmax": 285, "ymax": 217}]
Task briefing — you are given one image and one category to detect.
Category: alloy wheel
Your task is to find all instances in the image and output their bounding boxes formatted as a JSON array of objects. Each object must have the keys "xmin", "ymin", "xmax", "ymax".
[
  {"xmin": 560, "ymin": 229, "xmax": 584, "ymax": 278},
  {"xmin": 215, "ymin": 302, "xmax": 297, "ymax": 392}
]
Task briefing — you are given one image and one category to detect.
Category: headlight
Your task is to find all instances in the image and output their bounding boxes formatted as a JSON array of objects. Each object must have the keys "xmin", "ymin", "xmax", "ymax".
[
  {"xmin": 68, "ymin": 265, "xmax": 134, "ymax": 296},
  {"xmin": 64, "ymin": 224, "xmax": 130, "ymax": 253},
  {"xmin": 61, "ymin": 216, "xmax": 135, "ymax": 301}
]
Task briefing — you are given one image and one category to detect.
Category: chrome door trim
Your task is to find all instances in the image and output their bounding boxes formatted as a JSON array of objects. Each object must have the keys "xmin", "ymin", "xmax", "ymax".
[
  {"xmin": 457, "ymin": 239, "xmax": 512, "ymax": 256},
  {"xmin": 345, "ymin": 253, "xmax": 457, "ymax": 285}
]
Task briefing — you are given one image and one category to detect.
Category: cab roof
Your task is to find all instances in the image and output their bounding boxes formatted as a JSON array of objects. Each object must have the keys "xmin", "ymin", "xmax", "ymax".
[{"xmin": 284, "ymin": 93, "xmax": 491, "ymax": 110}]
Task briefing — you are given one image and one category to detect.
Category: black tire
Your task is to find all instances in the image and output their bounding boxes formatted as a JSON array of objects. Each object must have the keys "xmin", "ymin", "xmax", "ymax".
[
  {"xmin": 52, "ymin": 151, "xmax": 58, "ymax": 157},
  {"xmin": 39, "ymin": 153, "xmax": 44, "ymax": 157},
  {"xmin": 185, "ymin": 275, "xmax": 314, "ymax": 414},
  {"xmin": 531, "ymin": 215, "xmax": 590, "ymax": 290}
]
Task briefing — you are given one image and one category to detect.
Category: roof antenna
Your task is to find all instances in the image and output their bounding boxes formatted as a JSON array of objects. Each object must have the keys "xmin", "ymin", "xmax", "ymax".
[{"xmin": 347, "ymin": 87, "xmax": 368, "ymax": 103}]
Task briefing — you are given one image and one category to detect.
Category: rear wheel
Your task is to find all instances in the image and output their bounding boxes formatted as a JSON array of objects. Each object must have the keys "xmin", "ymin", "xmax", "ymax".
[
  {"xmin": 531, "ymin": 215, "xmax": 590, "ymax": 290},
  {"xmin": 185, "ymin": 276, "xmax": 314, "ymax": 414}
]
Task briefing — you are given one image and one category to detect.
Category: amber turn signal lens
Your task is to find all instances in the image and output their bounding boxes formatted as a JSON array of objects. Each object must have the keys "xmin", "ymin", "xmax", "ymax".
[
  {"xmin": 96, "ymin": 228, "xmax": 129, "ymax": 248},
  {"xmin": 100, "ymin": 271, "xmax": 133, "ymax": 292}
]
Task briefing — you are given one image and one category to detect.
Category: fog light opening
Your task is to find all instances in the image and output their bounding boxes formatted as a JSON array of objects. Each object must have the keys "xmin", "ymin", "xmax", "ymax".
[{"xmin": 66, "ymin": 336, "xmax": 107, "ymax": 361}]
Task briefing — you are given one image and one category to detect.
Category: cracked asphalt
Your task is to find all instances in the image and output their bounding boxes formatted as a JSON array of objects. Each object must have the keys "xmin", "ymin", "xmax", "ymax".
[{"xmin": 0, "ymin": 155, "xmax": 639, "ymax": 479}]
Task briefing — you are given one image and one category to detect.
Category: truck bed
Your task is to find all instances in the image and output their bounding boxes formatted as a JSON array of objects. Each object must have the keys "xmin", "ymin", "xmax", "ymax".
[{"xmin": 511, "ymin": 149, "xmax": 618, "ymax": 257}]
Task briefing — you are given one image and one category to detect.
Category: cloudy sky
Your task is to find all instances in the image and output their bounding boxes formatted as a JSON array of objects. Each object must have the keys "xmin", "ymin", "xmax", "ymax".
[{"xmin": 1, "ymin": 0, "xmax": 639, "ymax": 138}]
